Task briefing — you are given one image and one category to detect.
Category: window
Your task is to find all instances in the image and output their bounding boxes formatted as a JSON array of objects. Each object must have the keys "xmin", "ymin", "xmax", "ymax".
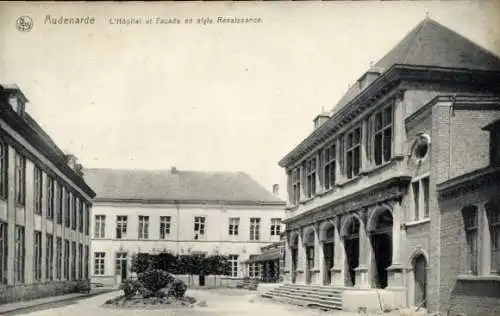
[
  {"xmin": 486, "ymin": 200, "xmax": 500, "ymax": 275},
  {"xmin": 84, "ymin": 203, "xmax": 90, "ymax": 235},
  {"xmin": 305, "ymin": 157, "xmax": 317, "ymax": 198},
  {"xmin": 94, "ymin": 215, "xmax": 106, "ymax": 238},
  {"xmin": 84, "ymin": 246, "xmax": 89, "ymax": 280},
  {"xmin": 412, "ymin": 134, "xmax": 431, "ymax": 161},
  {"xmin": 323, "ymin": 143, "xmax": 336, "ymax": 191},
  {"xmin": 345, "ymin": 127, "xmax": 361, "ymax": 179},
  {"xmin": 71, "ymin": 195, "xmax": 77, "ymax": 230},
  {"xmin": 159, "ymin": 216, "xmax": 171, "ymax": 239},
  {"xmin": 228, "ymin": 217, "xmax": 239, "ymax": 236},
  {"xmin": 63, "ymin": 240, "xmax": 69, "ymax": 280},
  {"xmin": 412, "ymin": 177, "xmax": 430, "ymax": 220},
  {"xmin": 115, "ymin": 252, "xmax": 127, "ymax": 276},
  {"xmin": 34, "ymin": 166, "xmax": 43, "ymax": 215},
  {"xmin": 463, "ymin": 206, "xmax": 479, "ymax": 275},
  {"xmin": 228, "ymin": 255, "xmax": 238, "ymax": 277},
  {"xmin": 291, "ymin": 168, "xmax": 301, "ymax": 205},
  {"xmin": 249, "ymin": 263, "xmax": 260, "ymax": 278},
  {"xmin": 373, "ymin": 104, "xmax": 393, "ymax": 165},
  {"xmin": 116, "ymin": 215, "xmax": 128, "ymax": 239},
  {"xmin": 56, "ymin": 183, "xmax": 63, "ymax": 224},
  {"xmin": 250, "ymin": 218, "xmax": 261, "ymax": 241},
  {"xmin": 193, "ymin": 216, "xmax": 205, "ymax": 239},
  {"xmin": 0, "ymin": 222, "xmax": 7, "ymax": 284},
  {"xmin": 305, "ymin": 231, "xmax": 315, "ymax": 269},
  {"xmin": 94, "ymin": 252, "xmax": 105, "ymax": 275},
  {"xmin": 15, "ymin": 153, "xmax": 26, "ymax": 206},
  {"xmin": 270, "ymin": 218, "xmax": 281, "ymax": 236},
  {"xmin": 422, "ymin": 177, "xmax": 430, "ymax": 218},
  {"xmin": 64, "ymin": 188, "xmax": 70, "ymax": 228},
  {"xmin": 412, "ymin": 181, "xmax": 420, "ymax": 221},
  {"xmin": 34, "ymin": 231, "xmax": 42, "ymax": 281},
  {"xmin": 46, "ymin": 234, "xmax": 53, "ymax": 280},
  {"xmin": 0, "ymin": 140, "xmax": 8, "ymax": 199},
  {"xmin": 56, "ymin": 237, "xmax": 62, "ymax": 279},
  {"xmin": 78, "ymin": 199, "xmax": 83, "ymax": 233},
  {"xmin": 78, "ymin": 243, "xmax": 83, "ymax": 280},
  {"xmin": 489, "ymin": 125, "xmax": 500, "ymax": 166},
  {"xmin": 138, "ymin": 216, "xmax": 149, "ymax": 239},
  {"xmin": 46, "ymin": 176, "xmax": 54, "ymax": 220},
  {"xmin": 14, "ymin": 226, "xmax": 25, "ymax": 282}
]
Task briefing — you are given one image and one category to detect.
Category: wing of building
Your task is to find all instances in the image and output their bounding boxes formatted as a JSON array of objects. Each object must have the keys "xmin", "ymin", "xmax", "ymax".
[
  {"xmin": 83, "ymin": 167, "xmax": 285, "ymax": 287},
  {"xmin": 275, "ymin": 18, "xmax": 500, "ymax": 316},
  {"xmin": 0, "ymin": 85, "xmax": 96, "ymax": 304}
]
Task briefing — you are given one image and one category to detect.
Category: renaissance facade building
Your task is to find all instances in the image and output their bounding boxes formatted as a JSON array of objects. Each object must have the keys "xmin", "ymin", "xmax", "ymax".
[
  {"xmin": 278, "ymin": 18, "xmax": 500, "ymax": 315},
  {"xmin": 84, "ymin": 168, "xmax": 285, "ymax": 287},
  {"xmin": 0, "ymin": 85, "xmax": 95, "ymax": 304}
]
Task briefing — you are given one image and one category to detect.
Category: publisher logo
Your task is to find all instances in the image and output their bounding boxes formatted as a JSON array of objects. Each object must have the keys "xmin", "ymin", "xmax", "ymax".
[{"xmin": 16, "ymin": 16, "xmax": 33, "ymax": 32}]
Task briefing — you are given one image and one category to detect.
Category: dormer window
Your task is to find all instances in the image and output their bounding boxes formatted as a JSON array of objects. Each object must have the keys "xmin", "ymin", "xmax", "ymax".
[
  {"xmin": 482, "ymin": 120, "xmax": 500, "ymax": 167},
  {"xmin": 1, "ymin": 85, "xmax": 28, "ymax": 115}
]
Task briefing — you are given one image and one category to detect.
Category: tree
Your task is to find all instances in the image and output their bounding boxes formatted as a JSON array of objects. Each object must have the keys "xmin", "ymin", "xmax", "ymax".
[{"xmin": 131, "ymin": 253, "xmax": 153, "ymax": 274}]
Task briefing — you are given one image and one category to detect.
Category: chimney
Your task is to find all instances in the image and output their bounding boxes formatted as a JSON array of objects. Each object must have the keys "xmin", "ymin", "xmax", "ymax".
[
  {"xmin": 358, "ymin": 64, "xmax": 382, "ymax": 90},
  {"xmin": 171, "ymin": 166, "xmax": 178, "ymax": 173},
  {"xmin": 65, "ymin": 153, "xmax": 78, "ymax": 170},
  {"xmin": 1, "ymin": 84, "xmax": 28, "ymax": 115},
  {"xmin": 313, "ymin": 112, "xmax": 330, "ymax": 130},
  {"xmin": 272, "ymin": 184, "xmax": 279, "ymax": 196}
]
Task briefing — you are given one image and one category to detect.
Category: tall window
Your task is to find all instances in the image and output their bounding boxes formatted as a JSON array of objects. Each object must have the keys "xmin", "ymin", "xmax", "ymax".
[
  {"xmin": 116, "ymin": 215, "xmax": 128, "ymax": 239},
  {"xmin": 64, "ymin": 188, "xmax": 71, "ymax": 228},
  {"xmin": 159, "ymin": 216, "xmax": 171, "ymax": 239},
  {"xmin": 115, "ymin": 252, "xmax": 127, "ymax": 276},
  {"xmin": 34, "ymin": 166, "xmax": 43, "ymax": 215},
  {"xmin": 94, "ymin": 252, "xmax": 105, "ymax": 275},
  {"xmin": 138, "ymin": 216, "xmax": 149, "ymax": 239},
  {"xmin": 249, "ymin": 263, "xmax": 260, "ymax": 278},
  {"xmin": 0, "ymin": 140, "xmax": 8, "ymax": 200},
  {"xmin": 345, "ymin": 127, "xmax": 361, "ymax": 179},
  {"xmin": 193, "ymin": 217, "xmax": 206, "ymax": 239},
  {"xmin": 250, "ymin": 218, "xmax": 261, "ymax": 241},
  {"xmin": 78, "ymin": 243, "xmax": 83, "ymax": 280},
  {"xmin": 412, "ymin": 181, "xmax": 420, "ymax": 221},
  {"xmin": 15, "ymin": 153, "xmax": 26, "ymax": 206},
  {"xmin": 46, "ymin": 176, "xmax": 54, "ymax": 220},
  {"xmin": 0, "ymin": 222, "xmax": 7, "ymax": 284},
  {"xmin": 56, "ymin": 183, "xmax": 63, "ymax": 224},
  {"xmin": 291, "ymin": 168, "xmax": 300, "ymax": 205},
  {"xmin": 305, "ymin": 157, "xmax": 317, "ymax": 198},
  {"xmin": 71, "ymin": 195, "xmax": 77, "ymax": 230},
  {"xmin": 323, "ymin": 143, "xmax": 336, "ymax": 191},
  {"xmin": 56, "ymin": 237, "xmax": 62, "ymax": 279},
  {"xmin": 84, "ymin": 246, "xmax": 89, "ymax": 280},
  {"xmin": 94, "ymin": 215, "xmax": 106, "ymax": 238},
  {"xmin": 84, "ymin": 203, "xmax": 90, "ymax": 235},
  {"xmin": 228, "ymin": 255, "xmax": 238, "ymax": 277},
  {"xmin": 33, "ymin": 231, "xmax": 42, "ymax": 281},
  {"xmin": 270, "ymin": 218, "xmax": 281, "ymax": 236},
  {"xmin": 373, "ymin": 104, "xmax": 393, "ymax": 166},
  {"xmin": 463, "ymin": 206, "xmax": 479, "ymax": 275},
  {"xmin": 71, "ymin": 241, "xmax": 76, "ymax": 280},
  {"xmin": 14, "ymin": 226, "xmax": 25, "ymax": 282},
  {"xmin": 422, "ymin": 177, "xmax": 430, "ymax": 218},
  {"xmin": 412, "ymin": 177, "xmax": 430, "ymax": 221},
  {"xmin": 228, "ymin": 217, "xmax": 239, "ymax": 236},
  {"xmin": 78, "ymin": 199, "xmax": 83, "ymax": 233},
  {"xmin": 487, "ymin": 200, "xmax": 500, "ymax": 274},
  {"xmin": 63, "ymin": 240, "xmax": 69, "ymax": 280},
  {"xmin": 46, "ymin": 234, "xmax": 53, "ymax": 280}
]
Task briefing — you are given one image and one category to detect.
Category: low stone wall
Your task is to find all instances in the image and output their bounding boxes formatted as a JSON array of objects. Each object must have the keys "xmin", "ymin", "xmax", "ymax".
[
  {"xmin": 173, "ymin": 275, "xmax": 249, "ymax": 288},
  {"xmin": 0, "ymin": 280, "xmax": 87, "ymax": 304},
  {"xmin": 91, "ymin": 275, "xmax": 117, "ymax": 288}
]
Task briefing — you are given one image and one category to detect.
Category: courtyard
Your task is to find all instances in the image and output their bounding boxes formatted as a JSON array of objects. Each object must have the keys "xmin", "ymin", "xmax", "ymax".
[{"xmin": 10, "ymin": 288, "xmax": 383, "ymax": 316}]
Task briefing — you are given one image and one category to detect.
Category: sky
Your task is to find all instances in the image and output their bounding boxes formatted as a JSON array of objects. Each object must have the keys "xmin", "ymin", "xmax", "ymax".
[{"xmin": 0, "ymin": 1, "xmax": 499, "ymax": 201}]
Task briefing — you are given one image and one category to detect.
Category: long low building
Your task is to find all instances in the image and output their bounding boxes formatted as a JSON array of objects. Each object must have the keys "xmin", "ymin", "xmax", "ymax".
[
  {"xmin": 83, "ymin": 167, "xmax": 286, "ymax": 287},
  {"xmin": 0, "ymin": 84, "xmax": 95, "ymax": 304}
]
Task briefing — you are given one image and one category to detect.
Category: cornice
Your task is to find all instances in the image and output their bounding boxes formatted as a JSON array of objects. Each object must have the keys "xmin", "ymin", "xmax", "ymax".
[
  {"xmin": 437, "ymin": 165, "xmax": 500, "ymax": 201},
  {"xmin": 93, "ymin": 197, "xmax": 286, "ymax": 208}
]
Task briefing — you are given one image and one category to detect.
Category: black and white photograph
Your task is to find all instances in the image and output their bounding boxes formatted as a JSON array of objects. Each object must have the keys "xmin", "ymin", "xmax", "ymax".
[{"xmin": 0, "ymin": 1, "xmax": 499, "ymax": 316}]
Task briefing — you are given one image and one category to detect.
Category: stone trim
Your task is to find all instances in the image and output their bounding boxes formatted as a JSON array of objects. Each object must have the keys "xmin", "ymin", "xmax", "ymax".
[{"xmin": 437, "ymin": 166, "xmax": 500, "ymax": 200}]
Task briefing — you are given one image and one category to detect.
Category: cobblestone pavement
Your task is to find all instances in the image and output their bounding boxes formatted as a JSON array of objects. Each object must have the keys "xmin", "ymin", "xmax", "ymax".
[{"xmin": 16, "ymin": 288, "xmax": 396, "ymax": 316}]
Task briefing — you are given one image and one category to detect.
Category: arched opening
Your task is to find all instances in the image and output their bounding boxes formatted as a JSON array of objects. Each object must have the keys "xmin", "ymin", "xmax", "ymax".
[
  {"xmin": 290, "ymin": 234, "xmax": 299, "ymax": 284},
  {"xmin": 304, "ymin": 229, "xmax": 315, "ymax": 284},
  {"xmin": 322, "ymin": 224, "xmax": 335, "ymax": 285},
  {"xmin": 369, "ymin": 208, "xmax": 393, "ymax": 289},
  {"xmin": 412, "ymin": 253, "xmax": 427, "ymax": 308},
  {"xmin": 343, "ymin": 217, "xmax": 360, "ymax": 287}
]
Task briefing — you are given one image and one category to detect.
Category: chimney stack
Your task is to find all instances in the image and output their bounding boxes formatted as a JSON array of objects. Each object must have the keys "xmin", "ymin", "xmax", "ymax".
[
  {"xmin": 171, "ymin": 166, "xmax": 178, "ymax": 173},
  {"xmin": 272, "ymin": 184, "xmax": 279, "ymax": 196},
  {"xmin": 313, "ymin": 111, "xmax": 330, "ymax": 130},
  {"xmin": 1, "ymin": 84, "xmax": 28, "ymax": 114}
]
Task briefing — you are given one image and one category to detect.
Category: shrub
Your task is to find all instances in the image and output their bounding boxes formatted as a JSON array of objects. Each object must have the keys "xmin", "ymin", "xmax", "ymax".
[
  {"xmin": 119, "ymin": 280, "xmax": 143, "ymax": 299},
  {"xmin": 138, "ymin": 269, "xmax": 175, "ymax": 293},
  {"xmin": 168, "ymin": 278, "xmax": 187, "ymax": 298}
]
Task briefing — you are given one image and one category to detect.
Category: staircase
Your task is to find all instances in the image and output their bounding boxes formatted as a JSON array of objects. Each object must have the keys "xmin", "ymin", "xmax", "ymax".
[{"xmin": 261, "ymin": 283, "xmax": 343, "ymax": 311}]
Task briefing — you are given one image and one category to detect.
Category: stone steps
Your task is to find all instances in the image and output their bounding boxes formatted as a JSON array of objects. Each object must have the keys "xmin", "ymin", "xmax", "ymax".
[{"xmin": 261, "ymin": 284, "xmax": 343, "ymax": 311}]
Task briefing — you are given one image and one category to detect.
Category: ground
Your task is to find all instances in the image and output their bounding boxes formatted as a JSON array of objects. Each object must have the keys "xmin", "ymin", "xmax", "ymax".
[{"xmin": 13, "ymin": 288, "xmax": 393, "ymax": 316}]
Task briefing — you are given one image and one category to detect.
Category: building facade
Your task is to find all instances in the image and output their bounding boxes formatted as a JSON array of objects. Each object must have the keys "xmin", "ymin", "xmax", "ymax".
[
  {"xmin": 0, "ymin": 85, "xmax": 95, "ymax": 304},
  {"xmin": 84, "ymin": 168, "xmax": 285, "ymax": 287},
  {"xmin": 244, "ymin": 239, "xmax": 285, "ymax": 283},
  {"xmin": 278, "ymin": 18, "xmax": 500, "ymax": 315}
]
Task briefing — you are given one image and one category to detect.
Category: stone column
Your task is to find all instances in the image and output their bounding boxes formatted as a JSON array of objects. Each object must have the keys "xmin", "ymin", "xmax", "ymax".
[
  {"xmin": 393, "ymin": 90, "xmax": 406, "ymax": 158},
  {"xmin": 387, "ymin": 201, "xmax": 404, "ymax": 289},
  {"xmin": 360, "ymin": 118, "xmax": 368, "ymax": 171},
  {"xmin": 355, "ymin": 212, "xmax": 372, "ymax": 288},
  {"xmin": 313, "ymin": 222, "xmax": 323, "ymax": 285},
  {"xmin": 335, "ymin": 137, "xmax": 345, "ymax": 184},
  {"xmin": 296, "ymin": 227, "xmax": 306, "ymax": 284},
  {"xmin": 332, "ymin": 217, "xmax": 345, "ymax": 287},
  {"xmin": 283, "ymin": 233, "xmax": 292, "ymax": 284}
]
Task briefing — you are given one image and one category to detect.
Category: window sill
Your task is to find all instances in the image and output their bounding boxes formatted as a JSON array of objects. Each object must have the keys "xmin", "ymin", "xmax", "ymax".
[
  {"xmin": 404, "ymin": 218, "xmax": 430, "ymax": 227},
  {"xmin": 457, "ymin": 274, "xmax": 500, "ymax": 282},
  {"xmin": 285, "ymin": 204, "xmax": 299, "ymax": 211},
  {"xmin": 299, "ymin": 197, "xmax": 314, "ymax": 205},
  {"xmin": 337, "ymin": 175, "xmax": 361, "ymax": 187},
  {"xmin": 317, "ymin": 188, "xmax": 334, "ymax": 197}
]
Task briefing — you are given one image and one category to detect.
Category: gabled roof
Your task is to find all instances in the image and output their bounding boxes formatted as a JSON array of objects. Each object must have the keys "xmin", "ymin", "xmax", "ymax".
[{"xmin": 83, "ymin": 168, "xmax": 284, "ymax": 205}]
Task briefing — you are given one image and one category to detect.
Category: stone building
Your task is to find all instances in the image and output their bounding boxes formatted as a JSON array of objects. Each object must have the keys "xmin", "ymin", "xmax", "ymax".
[
  {"xmin": 84, "ymin": 168, "xmax": 285, "ymax": 287},
  {"xmin": 0, "ymin": 84, "xmax": 95, "ymax": 303},
  {"xmin": 278, "ymin": 18, "xmax": 500, "ymax": 315}
]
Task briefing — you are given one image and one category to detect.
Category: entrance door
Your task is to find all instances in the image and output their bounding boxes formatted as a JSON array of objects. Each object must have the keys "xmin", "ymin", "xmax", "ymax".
[
  {"xmin": 291, "ymin": 248, "xmax": 298, "ymax": 283},
  {"xmin": 199, "ymin": 274, "xmax": 206, "ymax": 286},
  {"xmin": 306, "ymin": 245, "xmax": 314, "ymax": 284},
  {"xmin": 414, "ymin": 254, "xmax": 427, "ymax": 308},
  {"xmin": 121, "ymin": 260, "xmax": 128, "ymax": 281},
  {"xmin": 371, "ymin": 233, "xmax": 392, "ymax": 288},
  {"xmin": 323, "ymin": 242, "xmax": 334, "ymax": 285},
  {"xmin": 344, "ymin": 238, "xmax": 359, "ymax": 286}
]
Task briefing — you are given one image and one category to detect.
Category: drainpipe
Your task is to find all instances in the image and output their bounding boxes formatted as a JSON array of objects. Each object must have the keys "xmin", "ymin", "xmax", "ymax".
[{"xmin": 176, "ymin": 201, "xmax": 180, "ymax": 254}]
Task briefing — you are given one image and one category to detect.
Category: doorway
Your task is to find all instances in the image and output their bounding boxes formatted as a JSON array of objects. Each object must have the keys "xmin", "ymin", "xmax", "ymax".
[
  {"xmin": 199, "ymin": 274, "xmax": 206, "ymax": 286},
  {"xmin": 413, "ymin": 254, "xmax": 427, "ymax": 308},
  {"xmin": 323, "ymin": 242, "xmax": 334, "ymax": 285},
  {"xmin": 291, "ymin": 248, "xmax": 298, "ymax": 283},
  {"xmin": 369, "ymin": 209, "xmax": 393, "ymax": 289},
  {"xmin": 121, "ymin": 260, "xmax": 128, "ymax": 281},
  {"xmin": 343, "ymin": 219, "xmax": 360, "ymax": 287},
  {"xmin": 305, "ymin": 230, "xmax": 315, "ymax": 284}
]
